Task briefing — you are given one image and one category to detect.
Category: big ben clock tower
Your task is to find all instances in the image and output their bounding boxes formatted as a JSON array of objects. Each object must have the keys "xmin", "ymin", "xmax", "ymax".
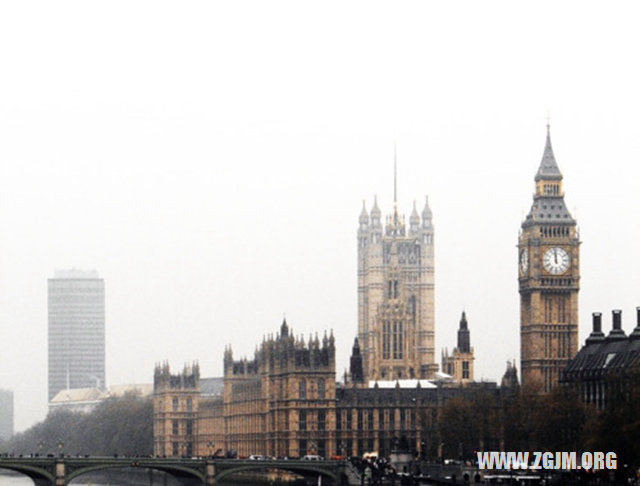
[{"xmin": 519, "ymin": 125, "xmax": 579, "ymax": 392}]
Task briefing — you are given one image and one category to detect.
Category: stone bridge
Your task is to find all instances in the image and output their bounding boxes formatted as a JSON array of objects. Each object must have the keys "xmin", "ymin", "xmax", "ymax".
[{"xmin": 0, "ymin": 457, "xmax": 355, "ymax": 485}]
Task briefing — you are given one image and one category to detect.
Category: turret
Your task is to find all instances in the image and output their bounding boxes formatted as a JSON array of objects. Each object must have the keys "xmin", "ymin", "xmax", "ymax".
[
  {"xmin": 349, "ymin": 338, "xmax": 364, "ymax": 384},
  {"xmin": 370, "ymin": 196, "xmax": 381, "ymax": 227},
  {"xmin": 359, "ymin": 201, "xmax": 369, "ymax": 233},
  {"xmin": 457, "ymin": 311, "xmax": 470, "ymax": 353},
  {"xmin": 409, "ymin": 200, "xmax": 420, "ymax": 235},
  {"xmin": 280, "ymin": 317, "xmax": 289, "ymax": 337},
  {"xmin": 224, "ymin": 346, "xmax": 233, "ymax": 374},
  {"xmin": 421, "ymin": 196, "xmax": 433, "ymax": 228},
  {"xmin": 501, "ymin": 360, "xmax": 519, "ymax": 390}
]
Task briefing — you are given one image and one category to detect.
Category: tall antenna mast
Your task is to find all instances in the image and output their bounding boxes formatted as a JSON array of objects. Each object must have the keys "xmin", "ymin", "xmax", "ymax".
[{"xmin": 393, "ymin": 141, "xmax": 397, "ymax": 205}]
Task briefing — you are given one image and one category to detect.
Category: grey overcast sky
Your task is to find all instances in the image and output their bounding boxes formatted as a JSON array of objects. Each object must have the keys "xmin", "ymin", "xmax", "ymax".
[{"xmin": 1, "ymin": 1, "xmax": 640, "ymax": 431}]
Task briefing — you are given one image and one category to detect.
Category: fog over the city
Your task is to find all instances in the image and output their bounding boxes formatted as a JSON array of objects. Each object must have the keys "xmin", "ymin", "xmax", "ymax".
[{"xmin": 1, "ymin": 2, "xmax": 639, "ymax": 431}]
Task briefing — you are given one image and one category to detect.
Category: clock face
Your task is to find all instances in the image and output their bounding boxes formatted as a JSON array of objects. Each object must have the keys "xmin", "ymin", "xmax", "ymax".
[
  {"xmin": 543, "ymin": 247, "xmax": 570, "ymax": 275},
  {"xmin": 519, "ymin": 248, "xmax": 529, "ymax": 275}
]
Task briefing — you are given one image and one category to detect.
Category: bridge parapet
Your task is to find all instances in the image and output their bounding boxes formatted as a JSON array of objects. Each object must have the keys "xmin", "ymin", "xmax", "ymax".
[{"xmin": 0, "ymin": 457, "xmax": 352, "ymax": 486}]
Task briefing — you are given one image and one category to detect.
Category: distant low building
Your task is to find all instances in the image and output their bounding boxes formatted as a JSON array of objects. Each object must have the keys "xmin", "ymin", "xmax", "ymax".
[
  {"xmin": 561, "ymin": 308, "xmax": 640, "ymax": 410},
  {"xmin": 48, "ymin": 383, "xmax": 152, "ymax": 414},
  {"xmin": 0, "ymin": 389, "xmax": 14, "ymax": 440}
]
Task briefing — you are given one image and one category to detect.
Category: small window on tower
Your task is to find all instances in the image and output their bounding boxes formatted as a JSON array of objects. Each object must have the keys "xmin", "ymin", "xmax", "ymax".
[{"xmin": 318, "ymin": 379, "xmax": 325, "ymax": 399}]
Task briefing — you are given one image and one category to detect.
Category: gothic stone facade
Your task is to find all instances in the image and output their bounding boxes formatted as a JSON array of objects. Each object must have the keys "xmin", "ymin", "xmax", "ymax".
[
  {"xmin": 153, "ymin": 320, "xmax": 494, "ymax": 459},
  {"xmin": 153, "ymin": 363, "xmax": 200, "ymax": 457},
  {"xmin": 519, "ymin": 126, "xmax": 580, "ymax": 392},
  {"xmin": 222, "ymin": 320, "xmax": 336, "ymax": 458},
  {"xmin": 358, "ymin": 197, "xmax": 436, "ymax": 381}
]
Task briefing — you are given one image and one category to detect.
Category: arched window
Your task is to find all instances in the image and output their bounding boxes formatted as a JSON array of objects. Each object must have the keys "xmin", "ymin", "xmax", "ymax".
[
  {"xmin": 409, "ymin": 296, "xmax": 417, "ymax": 327},
  {"xmin": 299, "ymin": 379, "xmax": 307, "ymax": 399},
  {"xmin": 317, "ymin": 379, "xmax": 325, "ymax": 399}
]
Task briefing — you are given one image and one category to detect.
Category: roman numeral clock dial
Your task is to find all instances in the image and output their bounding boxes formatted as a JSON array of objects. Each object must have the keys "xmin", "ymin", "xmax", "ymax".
[
  {"xmin": 542, "ymin": 247, "xmax": 570, "ymax": 275},
  {"xmin": 520, "ymin": 248, "xmax": 529, "ymax": 275}
]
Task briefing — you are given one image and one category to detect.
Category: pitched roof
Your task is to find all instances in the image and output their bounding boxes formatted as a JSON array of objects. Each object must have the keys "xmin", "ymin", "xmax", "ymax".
[
  {"xmin": 200, "ymin": 377, "xmax": 224, "ymax": 397},
  {"xmin": 50, "ymin": 387, "xmax": 106, "ymax": 403},
  {"xmin": 535, "ymin": 125, "xmax": 563, "ymax": 181}
]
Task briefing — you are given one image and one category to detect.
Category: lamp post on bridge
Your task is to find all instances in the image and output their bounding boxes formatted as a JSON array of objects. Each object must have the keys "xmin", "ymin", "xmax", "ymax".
[{"xmin": 57, "ymin": 440, "xmax": 64, "ymax": 458}]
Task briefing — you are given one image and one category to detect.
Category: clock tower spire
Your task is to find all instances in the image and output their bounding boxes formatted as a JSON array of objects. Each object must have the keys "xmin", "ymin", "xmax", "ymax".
[{"xmin": 518, "ymin": 125, "xmax": 580, "ymax": 392}]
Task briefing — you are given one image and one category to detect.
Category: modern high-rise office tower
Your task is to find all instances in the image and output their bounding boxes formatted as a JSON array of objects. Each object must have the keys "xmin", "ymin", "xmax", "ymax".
[
  {"xmin": 0, "ymin": 389, "xmax": 14, "ymax": 440},
  {"xmin": 48, "ymin": 269, "xmax": 105, "ymax": 401}
]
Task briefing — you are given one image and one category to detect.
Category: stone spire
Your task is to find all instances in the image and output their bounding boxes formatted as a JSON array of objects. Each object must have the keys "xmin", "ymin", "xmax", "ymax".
[
  {"xmin": 370, "ymin": 195, "xmax": 381, "ymax": 224},
  {"xmin": 457, "ymin": 311, "xmax": 470, "ymax": 353},
  {"xmin": 409, "ymin": 200, "xmax": 420, "ymax": 234},
  {"xmin": 359, "ymin": 200, "xmax": 369, "ymax": 228},
  {"xmin": 421, "ymin": 196, "xmax": 433, "ymax": 227},
  {"xmin": 280, "ymin": 317, "xmax": 289, "ymax": 337},
  {"xmin": 349, "ymin": 337, "xmax": 364, "ymax": 384},
  {"xmin": 535, "ymin": 123, "xmax": 563, "ymax": 182}
]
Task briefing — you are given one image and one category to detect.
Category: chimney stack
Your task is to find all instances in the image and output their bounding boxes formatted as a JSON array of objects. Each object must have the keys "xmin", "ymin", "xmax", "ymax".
[
  {"xmin": 606, "ymin": 309, "xmax": 626, "ymax": 341},
  {"xmin": 613, "ymin": 310, "xmax": 622, "ymax": 330},
  {"xmin": 585, "ymin": 312, "xmax": 605, "ymax": 344},
  {"xmin": 630, "ymin": 306, "xmax": 640, "ymax": 340}
]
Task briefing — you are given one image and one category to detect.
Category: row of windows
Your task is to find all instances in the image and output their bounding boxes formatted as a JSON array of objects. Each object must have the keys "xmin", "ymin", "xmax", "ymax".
[
  {"xmin": 171, "ymin": 419, "xmax": 194, "ymax": 435},
  {"xmin": 299, "ymin": 439, "xmax": 326, "ymax": 458},
  {"xmin": 298, "ymin": 378, "xmax": 326, "ymax": 399},
  {"xmin": 539, "ymin": 225, "xmax": 570, "ymax": 237},
  {"xmin": 382, "ymin": 320, "xmax": 404, "ymax": 360},
  {"xmin": 540, "ymin": 278, "xmax": 573, "ymax": 286},
  {"xmin": 335, "ymin": 436, "xmax": 417, "ymax": 457},
  {"xmin": 543, "ymin": 296, "xmax": 569, "ymax": 324},
  {"xmin": 299, "ymin": 410, "xmax": 326, "ymax": 431},
  {"xmin": 171, "ymin": 397, "xmax": 193, "ymax": 412},
  {"xmin": 542, "ymin": 331, "xmax": 572, "ymax": 359},
  {"xmin": 335, "ymin": 409, "xmax": 416, "ymax": 431},
  {"xmin": 171, "ymin": 441, "xmax": 193, "ymax": 457}
]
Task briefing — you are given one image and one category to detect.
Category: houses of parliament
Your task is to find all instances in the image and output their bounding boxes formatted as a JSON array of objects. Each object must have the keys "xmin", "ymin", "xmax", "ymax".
[{"xmin": 153, "ymin": 127, "xmax": 581, "ymax": 458}]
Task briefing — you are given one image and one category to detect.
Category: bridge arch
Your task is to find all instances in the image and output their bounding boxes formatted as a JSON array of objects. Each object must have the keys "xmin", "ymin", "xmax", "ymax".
[
  {"xmin": 0, "ymin": 463, "xmax": 55, "ymax": 486},
  {"xmin": 65, "ymin": 462, "xmax": 206, "ymax": 484},
  {"xmin": 214, "ymin": 463, "xmax": 339, "ymax": 485}
]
